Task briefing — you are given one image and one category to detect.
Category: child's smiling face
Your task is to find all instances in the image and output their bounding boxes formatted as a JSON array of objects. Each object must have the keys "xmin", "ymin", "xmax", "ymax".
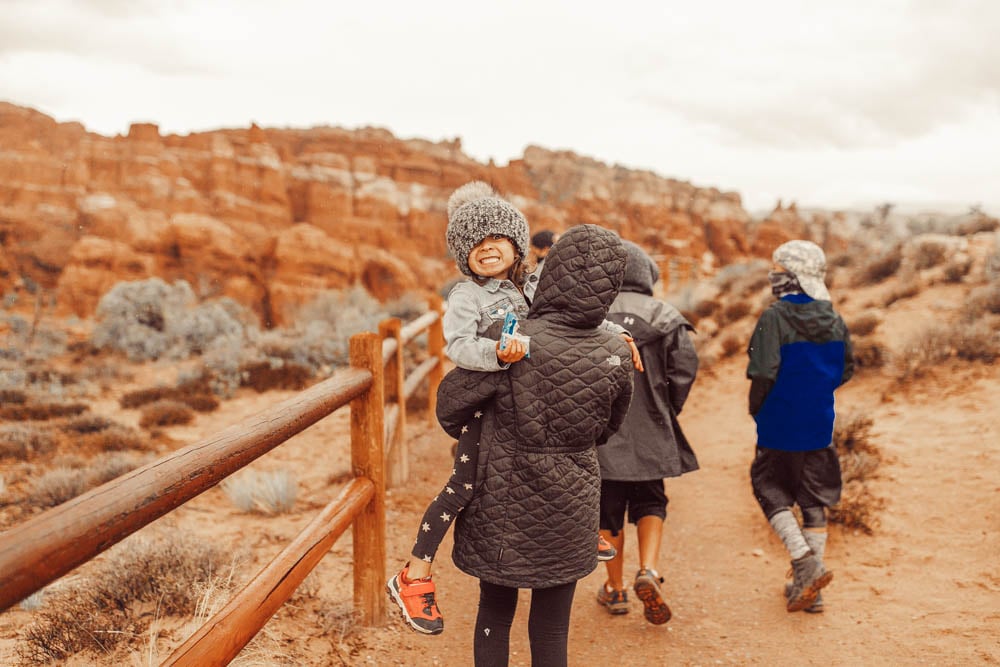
[{"xmin": 468, "ymin": 234, "xmax": 518, "ymax": 279}]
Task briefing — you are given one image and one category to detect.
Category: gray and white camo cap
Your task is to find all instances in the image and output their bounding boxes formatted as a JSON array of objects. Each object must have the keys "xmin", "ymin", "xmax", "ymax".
[{"xmin": 772, "ymin": 240, "xmax": 831, "ymax": 301}]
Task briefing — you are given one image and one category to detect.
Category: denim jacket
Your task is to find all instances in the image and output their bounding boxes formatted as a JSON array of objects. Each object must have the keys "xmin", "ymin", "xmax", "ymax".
[{"xmin": 444, "ymin": 275, "xmax": 628, "ymax": 372}]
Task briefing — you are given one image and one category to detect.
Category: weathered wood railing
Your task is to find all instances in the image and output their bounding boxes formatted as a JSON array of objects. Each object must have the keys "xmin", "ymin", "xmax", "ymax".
[{"xmin": 0, "ymin": 305, "xmax": 445, "ymax": 666}]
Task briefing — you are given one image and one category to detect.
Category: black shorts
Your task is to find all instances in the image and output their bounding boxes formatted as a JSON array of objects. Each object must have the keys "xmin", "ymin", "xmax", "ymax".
[
  {"xmin": 750, "ymin": 445, "xmax": 842, "ymax": 520},
  {"xmin": 599, "ymin": 480, "xmax": 668, "ymax": 536}
]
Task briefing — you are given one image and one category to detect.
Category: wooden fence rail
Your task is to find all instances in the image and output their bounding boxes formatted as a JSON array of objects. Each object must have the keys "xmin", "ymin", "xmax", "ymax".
[{"xmin": 0, "ymin": 304, "xmax": 445, "ymax": 666}]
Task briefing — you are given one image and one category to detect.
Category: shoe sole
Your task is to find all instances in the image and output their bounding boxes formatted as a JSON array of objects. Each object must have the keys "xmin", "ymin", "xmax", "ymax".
[
  {"xmin": 633, "ymin": 576, "xmax": 672, "ymax": 625},
  {"xmin": 597, "ymin": 552, "xmax": 616, "ymax": 562},
  {"xmin": 385, "ymin": 578, "xmax": 444, "ymax": 635},
  {"xmin": 786, "ymin": 570, "xmax": 834, "ymax": 613}
]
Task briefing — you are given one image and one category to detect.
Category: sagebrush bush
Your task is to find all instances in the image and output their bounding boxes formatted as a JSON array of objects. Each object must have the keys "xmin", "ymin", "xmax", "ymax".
[
  {"xmin": 882, "ymin": 282, "xmax": 920, "ymax": 307},
  {"xmin": 911, "ymin": 240, "xmax": 949, "ymax": 270},
  {"xmin": 719, "ymin": 333, "xmax": 743, "ymax": 358},
  {"xmin": 120, "ymin": 383, "xmax": 219, "ymax": 412},
  {"xmin": 222, "ymin": 469, "xmax": 298, "ymax": 514},
  {"xmin": 138, "ymin": 400, "xmax": 194, "ymax": 429},
  {"xmin": 895, "ymin": 321, "xmax": 1000, "ymax": 380},
  {"xmin": 830, "ymin": 412, "xmax": 884, "ymax": 532},
  {"xmin": 852, "ymin": 340, "xmax": 887, "ymax": 369},
  {"xmin": 961, "ymin": 282, "xmax": 1000, "ymax": 321},
  {"xmin": 0, "ymin": 388, "xmax": 27, "ymax": 404},
  {"xmin": 83, "ymin": 425, "xmax": 149, "ymax": 452},
  {"xmin": 0, "ymin": 424, "xmax": 57, "ymax": 460},
  {"xmin": 241, "ymin": 359, "xmax": 313, "ymax": 392},
  {"xmin": 848, "ymin": 312, "xmax": 881, "ymax": 337},
  {"xmin": 0, "ymin": 402, "xmax": 87, "ymax": 421},
  {"xmin": 60, "ymin": 415, "xmax": 113, "ymax": 434},
  {"xmin": 693, "ymin": 299, "xmax": 720, "ymax": 319},
  {"xmin": 17, "ymin": 531, "xmax": 232, "ymax": 664},
  {"xmin": 91, "ymin": 279, "xmax": 255, "ymax": 362},
  {"xmin": 942, "ymin": 259, "xmax": 972, "ymax": 283},
  {"xmin": 24, "ymin": 452, "xmax": 148, "ymax": 508},
  {"xmin": 720, "ymin": 300, "xmax": 752, "ymax": 325},
  {"xmin": 854, "ymin": 246, "xmax": 903, "ymax": 286}
]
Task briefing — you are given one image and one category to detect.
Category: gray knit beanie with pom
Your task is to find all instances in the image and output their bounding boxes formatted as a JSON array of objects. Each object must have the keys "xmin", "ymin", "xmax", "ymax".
[{"xmin": 446, "ymin": 181, "xmax": 530, "ymax": 277}]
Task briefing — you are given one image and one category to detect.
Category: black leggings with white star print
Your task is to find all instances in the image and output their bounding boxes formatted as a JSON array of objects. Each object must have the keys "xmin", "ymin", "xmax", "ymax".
[{"xmin": 410, "ymin": 413, "xmax": 482, "ymax": 564}]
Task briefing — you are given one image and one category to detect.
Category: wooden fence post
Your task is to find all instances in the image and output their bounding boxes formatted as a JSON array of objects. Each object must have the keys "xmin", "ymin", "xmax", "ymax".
[
  {"xmin": 349, "ymin": 332, "xmax": 386, "ymax": 625},
  {"xmin": 379, "ymin": 318, "xmax": 408, "ymax": 487},
  {"xmin": 427, "ymin": 294, "xmax": 445, "ymax": 422}
]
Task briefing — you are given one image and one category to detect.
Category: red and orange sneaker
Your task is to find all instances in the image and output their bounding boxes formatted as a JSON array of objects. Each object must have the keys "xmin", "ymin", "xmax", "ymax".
[
  {"xmin": 386, "ymin": 564, "xmax": 444, "ymax": 635},
  {"xmin": 598, "ymin": 535, "xmax": 617, "ymax": 562}
]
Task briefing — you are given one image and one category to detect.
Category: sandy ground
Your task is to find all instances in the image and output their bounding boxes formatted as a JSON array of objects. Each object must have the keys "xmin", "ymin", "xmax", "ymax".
[{"xmin": 1, "ymin": 281, "xmax": 999, "ymax": 666}]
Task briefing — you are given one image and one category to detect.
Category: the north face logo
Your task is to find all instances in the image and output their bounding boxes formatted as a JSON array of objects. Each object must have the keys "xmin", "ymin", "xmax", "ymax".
[{"xmin": 607, "ymin": 355, "xmax": 622, "ymax": 366}]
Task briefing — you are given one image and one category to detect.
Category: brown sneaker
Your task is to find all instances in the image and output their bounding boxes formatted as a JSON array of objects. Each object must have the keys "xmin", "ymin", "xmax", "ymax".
[
  {"xmin": 633, "ymin": 568, "xmax": 672, "ymax": 625},
  {"xmin": 596, "ymin": 583, "xmax": 629, "ymax": 615},
  {"xmin": 598, "ymin": 535, "xmax": 617, "ymax": 561},
  {"xmin": 386, "ymin": 564, "xmax": 444, "ymax": 635}
]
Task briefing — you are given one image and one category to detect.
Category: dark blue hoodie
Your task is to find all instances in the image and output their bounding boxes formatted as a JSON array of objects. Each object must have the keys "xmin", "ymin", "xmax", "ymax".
[{"xmin": 747, "ymin": 294, "xmax": 854, "ymax": 451}]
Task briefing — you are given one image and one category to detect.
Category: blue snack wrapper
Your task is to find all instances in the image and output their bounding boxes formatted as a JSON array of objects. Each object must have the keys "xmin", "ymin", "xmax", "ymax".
[{"xmin": 499, "ymin": 312, "xmax": 530, "ymax": 357}]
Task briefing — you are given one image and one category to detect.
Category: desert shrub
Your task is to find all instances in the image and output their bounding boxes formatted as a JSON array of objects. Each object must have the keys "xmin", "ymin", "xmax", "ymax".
[
  {"xmin": 138, "ymin": 400, "xmax": 194, "ymax": 429},
  {"xmin": 911, "ymin": 240, "xmax": 949, "ymax": 270},
  {"xmin": 829, "ymin": 482, "xmax": 885, "ymax": 534},
  {"xmin": 84, "ymin": 425, "xmax": 149, "ymax": 452},
  {"xmin": 942, "ymin": 259, "xmax": 972, "ymax": 283},
  {"xmin": 720, "ymin": 299, "xmax": 752, "ymax": 325},
  {"xmin": 241, "ymin": 359, "xmax": 313, "ymax": 392},
  {"xmin": 679, "ymin": 309, "xmax": 699, "ymax": 327},
  {"xmin": 23, "ymin": 452, "xmax": 148, "ymax": 509},
  {"xmin": 693, "ymin": 299, "xmax": 720, "ymax": 319},
  {"xmin": 854, "ymin": 246, "xmax": 902, "ymax": 286},
  {"xmin": 0, "ymin": 401, "xmax": 87, "ymax": 421},
  {"xmin": 828, "ymin": 252, "xmax": 855, "ymax": 268},
  {"xmin": 830, "ymin": 412, "xmax": 884, "ymax": 532},
  {"xmin": 60, "ymin": 415, "xmax": 113, "ymax": 434},
  {"xmin": 0, "ymin": 424, "xmax": 57, "ymax": 460},
  {"xmin": 718, "ymin": 333, "xmax": 743, "ymax": 358},
  {"xmin": 882, "ymin": 282, "xmax": 920, "ymax": 307},
  {"xmin": 120, "ymin": 384, "xmax": 219, "ymax": 412},
  {"xmin": 893, "ymin": 321, "xmax": 1000, "ymax": 380},
  {"xmin": 848, "ymin": 312, "xmax": 880, "ymax": 337},
  {"xmin": 954, "ymin": 215, "xmax": 999, "ymax": 235},
  {"xmin": 17, "ymin": 531, "xmax": 232, "ymax": 664},
  {"xmin": 91, "ymin": 279, "xmax": 254, "ymax": 362},
  {"xmin": 222, "ymin": 469, "xmax": 298, "ymax": 514},
  {"xmin": 951, "ymin": 321, "xmax": 1000, "ymax": 363},
  {"xmin": 852, "ymin": 340, "xmax": 887, "ymax": 369},
  {"xmin": 384, "ymin": 291, "xmax": 430, "ymax": 321},
  {"xmin": 961, "ymin": 282, "xmax": 1000, "ymax": 321},
  {"xmin": 0, "ymin": 388, "xmax": 27, "ymax": 404}
]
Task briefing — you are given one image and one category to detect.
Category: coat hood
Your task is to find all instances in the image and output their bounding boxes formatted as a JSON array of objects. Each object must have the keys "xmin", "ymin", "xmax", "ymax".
[
  {"xmin": 528, "ymin": 224, "xmax": 626, "ymax": 328},
  {"xmin": 620, "ymin": 239, "xmax": 659, "ymax": 296}
]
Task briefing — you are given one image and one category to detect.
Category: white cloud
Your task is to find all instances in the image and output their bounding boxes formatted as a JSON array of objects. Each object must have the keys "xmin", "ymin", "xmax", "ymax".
[{"xmin": 0, "ymin": 0, "xmax": 997, "ymax": 214}]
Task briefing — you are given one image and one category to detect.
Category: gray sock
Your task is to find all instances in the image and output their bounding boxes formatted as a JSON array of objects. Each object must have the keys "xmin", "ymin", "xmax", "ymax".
[
  {"xmin": 803, "ymin": 529, "xmax": 828, "ymax": 565},
  {"xmin": 769, "ymin": 509, "xmax": 810, "ymax": 560}
]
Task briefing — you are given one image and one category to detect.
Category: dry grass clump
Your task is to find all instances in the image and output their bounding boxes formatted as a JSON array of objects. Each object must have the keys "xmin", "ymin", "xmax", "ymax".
[
  {"xmin": 241, "ymin": 360, "xmax": 313, "ymax": 392},
  {"xmin": 718, "ymin": 333, "xmax": 744, "ymax": 358},
  {"xmin": 0, "ymin": 424, "xmax": 57, "ymax": 460},
  {"xmin": 0, "ymin": 401, "xmax": 87, "ymax": 421},
  {"xmin": 882, "ymin": 281, "xmax": 920, "ymax": 307},
  {"xmin": 942, "ymin": 258, "xmax": 972, "ymax": 283},
  {"xmin": 0, "ymin": 388, "xmax": 28, "ymax": 404},
  {"xmin": 119, "ymin": 377, "xmax": 219, "ymax": 413},
  {"xmin": 60, "ymin": 415, "xmax": 114, "ymax": 434},
  {"xmin": 84, "ymin": 425, "xmax": 151, "ymax": 452},
  {"xmin": 848, "ymin": 312, "xmax": 881, "ymax": 337},
  {"xmin": 894, "ymin": 321, "xmax": 1000, "ymax": 381},
  {"xmin": 830, "ymin": 412, "xmax": 884, "ymax": 533},
  {"xmin": 693, "ymin": 299, "xmax": 720, "ymax": 319},
  {"xmin": 911, "ymin": 239, "xmax": 949, "ymax": 270},
  {"xmin": 961, "ymin": 282, "xmax": 1000, "ymax": 321},
  {"xmin": 23, "ymin": 452, "xmax": 148, "ymax": 508},
  {"xmin": 17, "ymin": 531, "xmax": 233, "ymax": 665},
  {"xmin": 852, "ymin": 340, "xmax": 887, "ymax": 370},
  {"xmin": 138, "ymin": 400, "xmax": 195, "ymax": 429},
  {"xmin": 222, "ymin": 469, "xmax": 298, "ymax": 515},
  {"xmin": 854, "ymin": 246, "xmax": 903, "ymax": 286},
  {"xmin": 719, "ymin": 299, "xmax": 753, "ymax": 325}
]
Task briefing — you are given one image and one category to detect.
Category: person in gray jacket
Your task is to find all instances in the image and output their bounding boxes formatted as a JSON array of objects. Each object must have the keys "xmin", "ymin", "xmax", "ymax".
[
  {"xmin": 598, "ymin": 240, "xmax": 699, "ymax": 625},
  {"xmin": 435, "ymin": 224, "xmax": 634, "ymax": 667}
]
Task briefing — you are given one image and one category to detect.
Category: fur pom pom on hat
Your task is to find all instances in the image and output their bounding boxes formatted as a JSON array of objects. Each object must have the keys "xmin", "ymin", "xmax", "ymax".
[{"xmin": 446, "ymin": 181, "xmax": 529, "ymax": 277}]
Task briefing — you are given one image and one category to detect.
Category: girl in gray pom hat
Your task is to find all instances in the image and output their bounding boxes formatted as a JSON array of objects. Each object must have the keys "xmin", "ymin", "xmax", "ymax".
[
  {"xmin": 387, "ymin": 181, "xmax": 636, "ymax": 635},
  {"xmin": 746, "ymin": 239, "xmax": 854, "ymax": 614}
]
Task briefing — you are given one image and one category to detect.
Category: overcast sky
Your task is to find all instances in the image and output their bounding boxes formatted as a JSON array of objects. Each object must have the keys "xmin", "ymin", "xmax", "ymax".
[{"xmin": 2, "ymin": 0, "xmax": 998, "ymax": 214}]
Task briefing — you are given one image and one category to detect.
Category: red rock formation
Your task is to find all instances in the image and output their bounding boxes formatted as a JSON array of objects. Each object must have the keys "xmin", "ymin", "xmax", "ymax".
[{"xmin": 0, "ymin": 102, "xmax": 838, "ymax": 325}]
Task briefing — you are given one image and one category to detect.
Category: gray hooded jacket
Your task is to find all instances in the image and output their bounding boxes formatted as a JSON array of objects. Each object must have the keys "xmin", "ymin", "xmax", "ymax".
[
  {"xmin": 435, "ymin": 224, "xmax": 634, "ymax": 588},
  {"xmin": 601, "ymin": 241, "xmax": 699, "ymax": 480}
]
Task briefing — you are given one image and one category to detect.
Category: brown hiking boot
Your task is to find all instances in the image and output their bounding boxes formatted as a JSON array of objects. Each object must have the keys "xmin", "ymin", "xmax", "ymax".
[{"xmin": 786, "ymin": 553, "xmax": 833, "ymax": 612}]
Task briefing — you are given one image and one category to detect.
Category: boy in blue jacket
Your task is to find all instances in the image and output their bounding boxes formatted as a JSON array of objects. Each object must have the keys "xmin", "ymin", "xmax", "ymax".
[{"xmin": 747, "ymin": 240, "xmax": 853, "ymax": 613}]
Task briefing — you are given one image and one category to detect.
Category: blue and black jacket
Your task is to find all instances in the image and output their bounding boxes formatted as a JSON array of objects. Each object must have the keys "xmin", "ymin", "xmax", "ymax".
[{"xmin": 746, "ymin": 294, "xmax": 853, "ymax": 451}]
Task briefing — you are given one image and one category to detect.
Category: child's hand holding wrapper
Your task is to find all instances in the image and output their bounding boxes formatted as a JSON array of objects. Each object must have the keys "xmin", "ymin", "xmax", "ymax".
[{"xmin": 497, "ymin": 312, "xmax": 530, "ymax": 363}]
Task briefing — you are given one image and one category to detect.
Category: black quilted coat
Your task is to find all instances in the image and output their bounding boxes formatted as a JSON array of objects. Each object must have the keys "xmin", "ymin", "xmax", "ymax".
[{"xmin": 436, "ymin": 224, "xmax": 635, "ymax": 588}]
